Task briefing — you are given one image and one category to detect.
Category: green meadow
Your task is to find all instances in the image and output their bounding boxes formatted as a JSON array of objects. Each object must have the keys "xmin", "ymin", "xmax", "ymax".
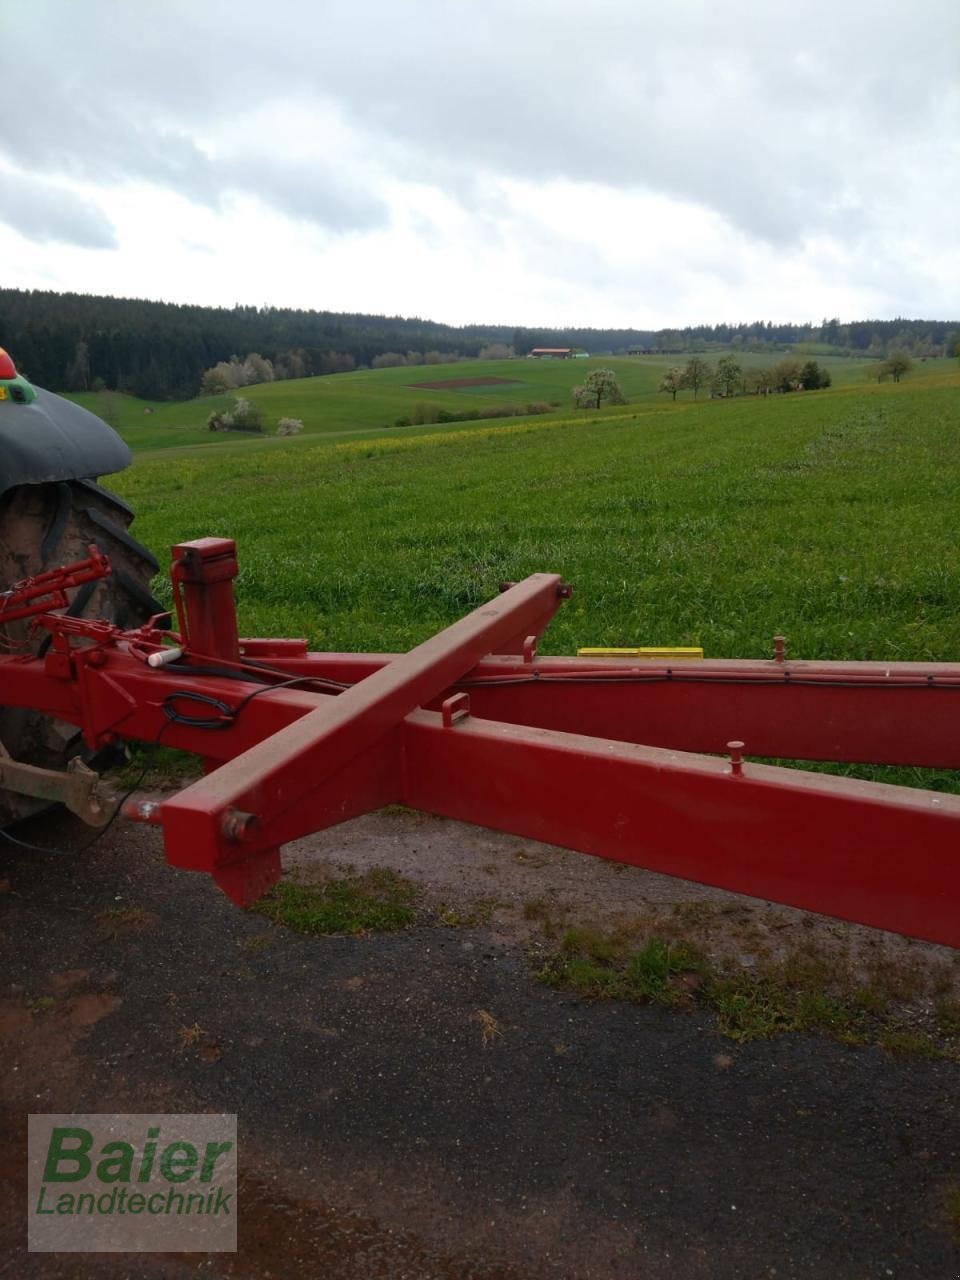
[
  {"xmin": 106, "ymin": 370, "xmax": 960, "ymax": 676},
  {"xmin": 66, "ymin": 351, "xmax": 901, "ymax": 453}
]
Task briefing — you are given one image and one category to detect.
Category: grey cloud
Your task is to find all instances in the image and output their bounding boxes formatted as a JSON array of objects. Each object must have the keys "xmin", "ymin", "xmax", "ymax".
[
  {"xmin": 3, "ymin": 0, "xmax": 959, "ymax": 251},
  {"xmin": 0, "ymin": 177, "xmax": 116, "ymax": 248},
  {"xmin": 224, "ymin": 155, "xmax": 388, "ymax": 232},
  {"xmin": 3, "ymin": 89, "xmax": 221, "ymax": 208}
]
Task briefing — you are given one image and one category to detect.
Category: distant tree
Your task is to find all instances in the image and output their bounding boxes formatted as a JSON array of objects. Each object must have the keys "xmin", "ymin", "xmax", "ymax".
[
  {"xmin": 276, "ymin": 417, "xmax": 304, "ymax": 437},
  {"xmin": 799, "ymin": 360, "xmax": 830, "ymax": 390},
  {"xmin": 405, "ymin": 350, "xmax": 424, "ymax": 366},
  {"xmin": 682, "ymin": 356, "xmax": 713, "ymax": 399},
  {"xmin": 771, "ymin": 358, "xmax": 803, "ymax": 393},
  {"xmin": 242, "ymin": 352, "xmax": 274, "ymax": 384},
  {"xmin": 410, "ymin": 403, "xmax": 441, "ymax": 426},
  {"xmin": 274, "ymin": 350, "xmax": 307, "ymax": 381},
  {"xmin": 713, "ymin": 355, "xmax": 743, "ymax": 398},
  {"xmin": 743, "ymin": 367, "xmax": 774, "ymax": 395},
  {"xmin": 231, "ymin": 396, "xmax": 264, "ymax": 430},
  {"xmin": 317, "ymin": 351, "xmax": 356, "ymax": 375},
  {"xmin": 95, "ymin": 390, "xmax": 122, "ymax": 428},
  {"xmin": 572, "ymin": 368, "xmax": 626, "ymax": 410},
  {"xmin": 65, "ymin": 340, "xmax": 91, "ymax": 391},
  {"xmin": 372, "ymin": 352, "xmax": 407, "ymax": 368},
  {"xmin": 422, "ymin": 350, "xmax": 463, "ymax": 365},
  {"xmin": 658, "ymin": 368, "xmax": 686, "ymax": 401},
  {"xmin": 208, "ymin": 395, "xmax": 264, "ymax": 433},
  {"xmin": 877, "ymin": 352, "xmax": 913, "ymax": 383},
  {"xmin": 200, "ymin": 362, "xmax": 237, "ymax": 395},
  {"xmin": 479, "ymin": 343, "xmax": 515, "ymax": 360},
  {"xmin": 225, "ymin": 355, "xmax": 251, "ymax": 386}
]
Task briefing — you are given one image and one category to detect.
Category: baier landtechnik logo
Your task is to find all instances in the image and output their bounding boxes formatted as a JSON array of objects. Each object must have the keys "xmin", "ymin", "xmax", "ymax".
[{"xmin": 28, "ymin": 1114, "xmax": 237, "ymax": 1252}]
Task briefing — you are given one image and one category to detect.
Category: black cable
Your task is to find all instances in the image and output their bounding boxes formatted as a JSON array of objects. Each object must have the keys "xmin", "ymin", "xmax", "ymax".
[
  {"xmin": 0, "ymin": 669, "xmax": 342, "ymax": 857},
  {"xmin": 160, "ymin": 670, "xmax": 344, "ymax": 733},
  {"xmin": 239, "ymin": 655, "xmax": 350, "ymax": 692},
  {"xmin": 162, "ymin": 660, "xmax": 348, "ymax": 696}
]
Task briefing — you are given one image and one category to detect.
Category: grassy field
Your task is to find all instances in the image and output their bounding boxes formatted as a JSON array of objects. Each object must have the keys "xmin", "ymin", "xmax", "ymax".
[
  {"xmin": 63, "ymin": 350, "xmax": 920, "ymax": 453},
  {"xmin": 108, "ymin": 372, "xmax": 960, "ymax": 668}
]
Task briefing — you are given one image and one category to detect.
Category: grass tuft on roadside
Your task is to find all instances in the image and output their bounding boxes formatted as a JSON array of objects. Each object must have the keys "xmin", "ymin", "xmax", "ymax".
[
  {"xmin": 253, "ymin": 868, "xmax": 418, "ymax": 935},
  {"xmin": 539, "ymin": 932, "xmax": 704, "ymax": 1007},
  {"xmin": 535, "ymin": 925, "xmax": 958, "ymax": 1057}
]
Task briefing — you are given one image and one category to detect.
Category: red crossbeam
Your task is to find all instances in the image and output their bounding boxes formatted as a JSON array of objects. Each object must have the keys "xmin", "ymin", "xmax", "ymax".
[{"xmin": 159, "ymin": 572, "xmax": 568, "ymax": 903}]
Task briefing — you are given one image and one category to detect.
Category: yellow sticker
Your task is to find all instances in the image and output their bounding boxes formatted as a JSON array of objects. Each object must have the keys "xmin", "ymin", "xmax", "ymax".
[{"xmin": 0, "ymin": 386, "xmax": 7, "ymax": 400}]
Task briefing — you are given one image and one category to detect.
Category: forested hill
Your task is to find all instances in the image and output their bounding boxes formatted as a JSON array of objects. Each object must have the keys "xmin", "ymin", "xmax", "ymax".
[{"xmin": 0, "ymin": 288, "xmax": 956, "ymax": 401}]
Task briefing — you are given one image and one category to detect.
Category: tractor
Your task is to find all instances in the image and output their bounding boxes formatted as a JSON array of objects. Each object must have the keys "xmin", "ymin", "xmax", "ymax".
[
  {"xmin": 0, "ymin": 348, "xmax": 161, "ymax": 824},
  {"xmin": 1, "ymin": 348, "xmax": 958, "ymax": 950}
]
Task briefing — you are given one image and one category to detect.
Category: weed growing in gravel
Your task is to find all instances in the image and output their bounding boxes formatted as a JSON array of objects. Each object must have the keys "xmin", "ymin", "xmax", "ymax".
[
  {"xmin": 254, "ymin": 868, "xmax": 418, "ymax": 935},
  {"xmin": 539, "ymin": 932, "xmax": 704, "ymax": 1007},
  {"xmin": 708, "ymin": 973, "xmax": 857, "ymax": 1042},
  {"xmin": 434, "ymin": 899, "xmax": 497, "ymax": 927},
  {"xmin": 535, "ymin": 925, "xmax": 959, "ymax": 1057}
]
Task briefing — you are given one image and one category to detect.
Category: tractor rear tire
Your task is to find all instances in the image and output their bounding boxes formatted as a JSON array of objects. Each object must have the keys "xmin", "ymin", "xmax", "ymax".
[{"xmin": 0, "ymin": 479, "xmax": 164, "ymax": 823}]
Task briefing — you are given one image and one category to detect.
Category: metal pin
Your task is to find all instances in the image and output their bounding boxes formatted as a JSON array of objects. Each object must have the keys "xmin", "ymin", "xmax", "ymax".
[
  {"xmin": 222, "ymin": 808, "xmax": 257, "ymax": 842},
  {"xmin": 147, "ymin": 645, "xmax": 184, "ymax": 668},
  {"xmin": 773, "ymin": 635, "xmax": 785, "ymax": 663},
  {"xmin": 727, "ymin": 740, "xmax": 745, "ymax": 777}
]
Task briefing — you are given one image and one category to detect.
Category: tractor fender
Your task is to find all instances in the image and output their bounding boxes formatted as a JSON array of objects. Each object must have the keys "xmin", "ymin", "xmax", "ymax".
[{"xmin": 0, "ymin": 387, "xmax": 130, "ymax": 495}]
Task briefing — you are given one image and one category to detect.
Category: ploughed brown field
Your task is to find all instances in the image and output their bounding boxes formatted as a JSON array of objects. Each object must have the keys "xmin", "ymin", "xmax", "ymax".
[{"xmin": 408, "ymin": 376, "xmax": 522, "ymax": 389}]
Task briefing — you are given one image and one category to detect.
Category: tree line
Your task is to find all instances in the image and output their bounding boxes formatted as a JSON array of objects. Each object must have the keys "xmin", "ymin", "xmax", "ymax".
[
  {"xmin": 658, "ymin": 355, "xmax": 834, "ymax": 400},
  {"xmin": 0, "ymin": 288, "xmax": 955, "ymax": 401},
  {"xmin": 659, "ymin": 352, "xmax": 920, "ymax": 401},
  {"xmin": 641, "ymin": 318, "xmax": 959, "ymax": 360}
]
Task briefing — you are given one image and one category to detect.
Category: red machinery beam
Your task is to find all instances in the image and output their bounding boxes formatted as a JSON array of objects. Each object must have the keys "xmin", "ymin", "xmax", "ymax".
[
  {"xmin": 206, "ymin": 652, "xmax": 960, "ymax": 769},
  {"xmin": 159, "ymin": 571, "xmax": 569, "ymax": 903},
  {"xmin": 402, "ymin": 708, "xmax": 960, "ymax": 948},
  {"xmin": 2, "ymin": 537, "xmax": 959, "ymax": 945},
  {"xmin": 3, "ymin": 650, "xmax": 960, "ymax": 769}
]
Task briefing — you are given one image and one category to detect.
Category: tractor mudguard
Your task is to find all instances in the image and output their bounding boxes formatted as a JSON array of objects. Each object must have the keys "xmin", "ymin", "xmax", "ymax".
[{"xmin": 0, "ymin": 387, "xmax": 131, "ymax": 495}]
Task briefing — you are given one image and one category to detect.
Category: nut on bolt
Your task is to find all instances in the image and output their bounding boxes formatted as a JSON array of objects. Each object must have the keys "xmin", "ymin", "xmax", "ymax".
[{"xmin": 222, "ymin": 808, "xmax": 257, "ymax": 842}]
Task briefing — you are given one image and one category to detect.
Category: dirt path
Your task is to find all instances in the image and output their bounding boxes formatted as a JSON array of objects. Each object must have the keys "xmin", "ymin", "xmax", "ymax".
[{"xmin": 2, "ymin": 809, "xmax": 959, "ymax": 1278}]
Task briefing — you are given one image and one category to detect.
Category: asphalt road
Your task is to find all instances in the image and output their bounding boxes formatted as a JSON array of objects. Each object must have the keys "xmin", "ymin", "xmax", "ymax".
[{"xmin": 2, "ymin": 817, "xmax": 959, "ymax": 1279}]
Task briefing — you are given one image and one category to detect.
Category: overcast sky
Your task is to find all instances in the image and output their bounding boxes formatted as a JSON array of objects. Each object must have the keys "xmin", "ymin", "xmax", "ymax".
[{"xmin": 2, "ymin": 1, "xmax": 958, "ymax": 329}]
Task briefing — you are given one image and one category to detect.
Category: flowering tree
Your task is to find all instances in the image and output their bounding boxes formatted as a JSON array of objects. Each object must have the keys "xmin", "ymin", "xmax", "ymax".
[
  {"xmin": 572, "ymin": 368, "xmax": 626, "ymax": 410},
  {"xmin": 658, "ymin": 368, "xmax": 686, "ymax": 401}
]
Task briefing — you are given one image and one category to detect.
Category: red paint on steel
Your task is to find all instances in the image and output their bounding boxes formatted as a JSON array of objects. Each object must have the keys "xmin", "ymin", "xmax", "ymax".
[
  {"xmin": 402, "ymin": 710, "xmax": 960, "ymax": 949},
  {"xmin": 0, "ymin": 546, "xmax": 111, "ymax": 624},
  {"xmin": 2, "ymin": 535, "xmax": 960, "ymax": 944},
  {"xmin": 159, "ymin": 573, "xmax": 567, "ymax": 898},
  {"xmin": 170, "ymin": 538, "xmax": 241, "ymax": 662}
]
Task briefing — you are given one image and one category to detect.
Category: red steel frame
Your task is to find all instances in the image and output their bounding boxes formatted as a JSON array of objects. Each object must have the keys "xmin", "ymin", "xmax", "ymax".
[{"xmin": 1, "ymin": 537, "xmax": 959, "ymax": 948}]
